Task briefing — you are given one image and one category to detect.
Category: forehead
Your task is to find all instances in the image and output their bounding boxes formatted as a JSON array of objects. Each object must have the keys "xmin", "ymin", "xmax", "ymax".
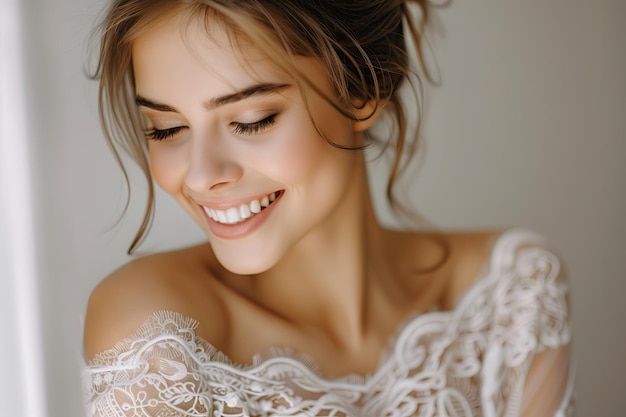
[{"xmin": 131, "ymin": 13, "xmax": 289, "ymax": 98}]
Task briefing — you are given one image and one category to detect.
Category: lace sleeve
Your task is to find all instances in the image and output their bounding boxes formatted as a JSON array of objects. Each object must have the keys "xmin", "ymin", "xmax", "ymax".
[
  {"xmin": 480, "ymin": 230, "xmax": 573, "ymax": 417},
  {"xmin": 82, "ymin": 312, "xmax": 216, "ymax": 417}
]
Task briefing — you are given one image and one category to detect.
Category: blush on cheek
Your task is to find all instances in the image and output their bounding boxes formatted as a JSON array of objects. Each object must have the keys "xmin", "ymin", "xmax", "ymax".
[
  {"xmin": 259, "ymin": 122, "xmax": 353, "ymax": 184},
  {"xmin": 262, "ymin": 145, "xmax": 325, "ymax": 186},
  {"xmin": 149, "ymin": 146, "xmax": 188, "ymax": 195}
]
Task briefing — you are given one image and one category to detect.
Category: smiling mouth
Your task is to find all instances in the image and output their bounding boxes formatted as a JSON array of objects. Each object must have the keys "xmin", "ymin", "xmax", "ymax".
[{"xmin": 203, "ymin": 191, "xmax": 283, "ymax": 225}]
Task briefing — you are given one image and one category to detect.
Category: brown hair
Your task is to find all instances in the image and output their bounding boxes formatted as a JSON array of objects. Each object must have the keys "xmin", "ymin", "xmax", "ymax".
[{"xmin": 90, "ymin": 0, "xmax": 434, "ymax": 253}]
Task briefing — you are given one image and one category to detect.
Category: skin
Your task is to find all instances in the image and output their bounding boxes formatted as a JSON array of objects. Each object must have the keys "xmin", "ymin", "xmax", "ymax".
[{"xmin": 84, "ymin": 13, "xmax": 503, "ymax": 377}]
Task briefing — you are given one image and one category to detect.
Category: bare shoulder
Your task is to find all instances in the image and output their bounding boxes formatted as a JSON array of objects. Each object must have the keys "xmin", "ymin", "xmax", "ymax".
[
  {"xmin": 440, "ymin": 230, "xmax": 504, "ymax": 306},
  {"xmin": 388, "ymin": 229, "xmax": 504, "ymax": 310},
  {"xmin": 84, "ymin": 243, "xmax": 227, "ymax": 361}
]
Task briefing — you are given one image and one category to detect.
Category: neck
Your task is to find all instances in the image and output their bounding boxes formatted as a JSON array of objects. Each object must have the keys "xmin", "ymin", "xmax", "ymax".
[{"xmin": 232, "ymin": 156, "xmax": 388, "ymax": 350}]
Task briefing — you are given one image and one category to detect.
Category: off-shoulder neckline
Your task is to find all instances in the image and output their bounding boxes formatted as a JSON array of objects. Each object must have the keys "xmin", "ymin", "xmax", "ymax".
[{"xmin": 86, "ymin": 228, "xmax": 546, "ymax": 384}]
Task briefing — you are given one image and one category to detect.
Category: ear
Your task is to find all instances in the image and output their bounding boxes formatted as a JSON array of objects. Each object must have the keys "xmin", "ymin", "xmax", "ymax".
[{"xmin": 352, "ymin": 99, "xmax": 387, "ymax": 132}]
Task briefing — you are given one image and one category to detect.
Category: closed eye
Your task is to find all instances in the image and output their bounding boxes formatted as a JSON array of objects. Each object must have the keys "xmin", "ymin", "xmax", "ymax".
[
  {"xmin": 145, "ymin": 126, "xmax": 186, "ymax": 141},
  {"xmin": 232, "ymin": 114, "xmax": 277, "ymax": 135}
]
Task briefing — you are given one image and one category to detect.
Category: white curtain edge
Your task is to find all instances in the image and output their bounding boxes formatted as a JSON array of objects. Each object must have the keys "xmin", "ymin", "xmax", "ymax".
[{"xmin": 0, "ymin": 0, "xmax": 49, "ymax": 416}]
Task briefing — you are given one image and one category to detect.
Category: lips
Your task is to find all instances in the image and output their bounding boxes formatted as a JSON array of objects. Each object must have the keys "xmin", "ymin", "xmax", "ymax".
[{"xmin": 202, "ymin": 191, "xmax": 281, "ymax": 225}]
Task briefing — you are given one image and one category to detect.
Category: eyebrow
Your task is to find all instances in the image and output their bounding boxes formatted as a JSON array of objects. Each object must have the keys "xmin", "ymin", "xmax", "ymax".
[{"xmin": 135, "ymin": 83, "xmax": 291, "ymax": 113}]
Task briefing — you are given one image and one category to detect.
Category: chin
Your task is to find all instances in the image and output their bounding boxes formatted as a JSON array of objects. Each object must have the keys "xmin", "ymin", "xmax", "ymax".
[{"xmin": 210, "ymin": 243, "xmax": 284, "ymax": 276}]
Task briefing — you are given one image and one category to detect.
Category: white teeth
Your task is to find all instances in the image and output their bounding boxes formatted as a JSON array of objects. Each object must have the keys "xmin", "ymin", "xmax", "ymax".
[
  {"xmin": 204, "ymin": 191, "xmax": 279, "ymax": 225},
  {"xmin": 216, "ymin": 210, "xmax": 228, "ymax": 224},
  {"xmin": 249, "ymin": 199, "xmax": 261, "ymax": 214},
  {"xmin": 239, "ymin": 204, "xmax": 251, "ymax": 219},
  {"xmin": 225, "ymin": 207, "xmax": 240, "ymax": 224}
]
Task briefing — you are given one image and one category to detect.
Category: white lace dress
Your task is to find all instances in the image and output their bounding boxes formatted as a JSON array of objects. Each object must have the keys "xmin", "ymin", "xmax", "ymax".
[{"xmin": 82, "ymin": 230, "xmax": 573, "ymax": 417}]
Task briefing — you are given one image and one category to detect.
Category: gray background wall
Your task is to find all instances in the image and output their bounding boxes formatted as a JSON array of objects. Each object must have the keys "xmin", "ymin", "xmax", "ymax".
[{"xmin": 4, "ymin": 0, "xmax": 624, "ymax": 416}]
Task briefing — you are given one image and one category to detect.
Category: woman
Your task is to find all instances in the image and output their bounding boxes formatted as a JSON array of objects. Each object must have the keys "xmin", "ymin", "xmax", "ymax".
[{"xmin": 83, "ymin": 1, "xmax": 573, "ymax": 416}]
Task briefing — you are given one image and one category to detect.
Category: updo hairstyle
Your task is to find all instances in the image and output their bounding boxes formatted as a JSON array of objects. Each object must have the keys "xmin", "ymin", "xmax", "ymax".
[{"xmin": 91, "ymin": 0, "xmax": 433, "ymax": 253}]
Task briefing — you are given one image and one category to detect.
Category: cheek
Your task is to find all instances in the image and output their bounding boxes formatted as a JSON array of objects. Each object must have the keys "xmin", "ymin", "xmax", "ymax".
[
  {"xmin": 148, "ymin": 144, "xmax": 188, "ymax": 195},
  {"xmin": 258, "ymin": 109, "xmax": 355, "ymax": 182},
  {"xmin": 250, "ymin": 133, "xmax": 337, "ymax": 186}
]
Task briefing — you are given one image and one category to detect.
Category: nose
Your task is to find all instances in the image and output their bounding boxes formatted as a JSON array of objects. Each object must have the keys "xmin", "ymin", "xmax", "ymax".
[{"xmin": 184, "ymin": 132, "xmax": 243, "ymax": 193}]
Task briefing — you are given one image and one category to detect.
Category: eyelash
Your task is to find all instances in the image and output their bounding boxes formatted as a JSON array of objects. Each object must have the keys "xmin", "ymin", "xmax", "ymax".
[
  {"xmin": 145, "ymin": 126, "xmax": 184, "ymax": 141},
  {"xmin": 145, "ymin": 114, "xmax": 277, "ymax": 141},
  {"xmin": 232, "ymin": 114, "xmax": 277, "ymax": 135}
]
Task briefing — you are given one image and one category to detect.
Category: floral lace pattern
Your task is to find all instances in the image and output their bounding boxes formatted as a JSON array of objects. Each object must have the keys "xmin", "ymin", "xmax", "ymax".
[{"xmin": 83, "ymin": 230, "xmax": 573, "ymax": 417}]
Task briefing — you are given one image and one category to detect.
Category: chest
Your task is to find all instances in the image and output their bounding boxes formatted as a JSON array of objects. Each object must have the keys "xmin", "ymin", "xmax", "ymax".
[{"xmin": 154, "ymin": 308, "xmax": 508, "ymax": 417}]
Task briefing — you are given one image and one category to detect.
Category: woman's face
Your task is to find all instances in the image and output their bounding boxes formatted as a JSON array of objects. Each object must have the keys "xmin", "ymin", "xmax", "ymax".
[{"xmin": 132, "ymin": 14, "xmax": 364, "ymax": 274}]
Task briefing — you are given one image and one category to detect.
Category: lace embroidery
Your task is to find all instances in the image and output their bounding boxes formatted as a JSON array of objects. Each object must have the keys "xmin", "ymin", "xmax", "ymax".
[{"xmin": 83, "ymin": 230, "xmax": 573, "ymax": 417}]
